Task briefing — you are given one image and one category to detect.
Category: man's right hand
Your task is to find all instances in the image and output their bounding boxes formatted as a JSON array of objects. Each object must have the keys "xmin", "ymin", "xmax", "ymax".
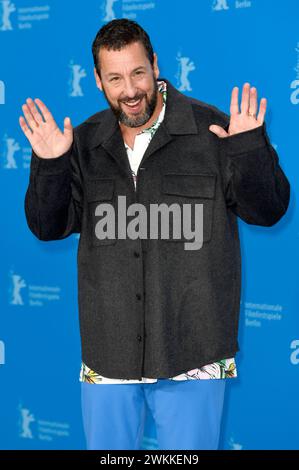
[{"xmin": 19, "ymin": 98, "xmax": 73, "ymax": 158}]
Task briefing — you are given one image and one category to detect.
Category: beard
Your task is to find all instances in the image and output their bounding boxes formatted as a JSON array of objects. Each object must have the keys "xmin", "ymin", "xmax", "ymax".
[{"xmin": 102, "ymin": 74, "xmax": 159, "ymax": 128}]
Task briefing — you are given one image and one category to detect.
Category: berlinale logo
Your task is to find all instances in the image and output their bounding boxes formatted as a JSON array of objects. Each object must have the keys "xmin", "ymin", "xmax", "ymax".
[
  {"xmin": 103, "ymin": 0, "xmax": 118, "ymax": 22},
  {"xmin": 0, "ymin": 1, "xmax": 16, "ymax": 31}
]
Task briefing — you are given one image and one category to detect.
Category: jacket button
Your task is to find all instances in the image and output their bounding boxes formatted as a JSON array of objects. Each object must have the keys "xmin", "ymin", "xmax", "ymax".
[
  {"xmin": 136, "ymin": 293, "xmax": 142, "ymax": 300},
  {"xmin": 137, "ymin": 335, "xmax": 142, "ymax": 342},
  {"xmin": 134, "ymin": 251, "xmax": 140, "ymax": 258}
]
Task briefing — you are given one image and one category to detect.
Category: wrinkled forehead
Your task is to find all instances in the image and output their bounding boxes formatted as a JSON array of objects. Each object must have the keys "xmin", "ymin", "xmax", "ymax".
[{"xmin": 98, "ymin": 41, "xmax": 150, "ymax": 75}]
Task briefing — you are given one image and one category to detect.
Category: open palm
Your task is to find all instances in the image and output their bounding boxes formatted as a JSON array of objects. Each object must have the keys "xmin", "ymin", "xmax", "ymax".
[
  {"xmin": 19, "ymin": 98, "xmax": 73, "ymax": 158},
  {"xmin": 209, "ymin": 82, "xmax": 267, "ymax": 138}
]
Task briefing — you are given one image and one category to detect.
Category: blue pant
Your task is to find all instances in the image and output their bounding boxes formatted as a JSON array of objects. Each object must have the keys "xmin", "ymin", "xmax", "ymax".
[{"xmin": 81, "ymin": 378, "xmax": 226, "ymax": 450}]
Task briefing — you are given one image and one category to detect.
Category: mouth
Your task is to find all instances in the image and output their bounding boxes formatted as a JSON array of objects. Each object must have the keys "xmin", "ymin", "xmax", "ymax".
[{"xmin": 122, "ymin": 96, "xmax": 144, "ymax": 113}]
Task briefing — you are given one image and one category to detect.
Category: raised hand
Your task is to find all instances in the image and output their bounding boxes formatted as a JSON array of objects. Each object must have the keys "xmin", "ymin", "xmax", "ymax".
[
  {"xmin": 209, "ymin": 82, "xmax": 267, "ymax": 138},
  {"xmin": 19, "ymin": 98, "xmax": 73, "ymax": 158}
]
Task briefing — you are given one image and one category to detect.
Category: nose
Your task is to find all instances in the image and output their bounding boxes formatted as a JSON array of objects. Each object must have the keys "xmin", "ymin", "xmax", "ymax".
[{"xmin": 122, "ymin": 77, "xmax": 138, "ymax": 100}]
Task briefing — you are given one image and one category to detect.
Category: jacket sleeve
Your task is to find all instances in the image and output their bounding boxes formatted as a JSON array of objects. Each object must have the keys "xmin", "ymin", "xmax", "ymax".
[
  {"xmin": 24, "ymin": 129, "xmax": 83, "ymax": 241},
  {"xmin": 211, "ymin": 110, "xmax": 290, "ymax": 226}
]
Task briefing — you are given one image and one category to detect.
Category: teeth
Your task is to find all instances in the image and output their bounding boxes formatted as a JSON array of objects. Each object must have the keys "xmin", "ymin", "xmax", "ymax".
[{"xmin": 124, "ymin": 99, "xmax": 141, "ymax": 107}]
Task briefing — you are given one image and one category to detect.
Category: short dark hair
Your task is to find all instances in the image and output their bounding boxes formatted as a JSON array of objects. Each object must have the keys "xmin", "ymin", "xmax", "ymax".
[{"xmin": 92, "ymin": 18, "xmax": 154, "ymax": 78}]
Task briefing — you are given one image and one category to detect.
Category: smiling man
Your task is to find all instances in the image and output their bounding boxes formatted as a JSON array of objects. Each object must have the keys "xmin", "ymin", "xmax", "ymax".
[
  {"xmin": 21, "ymin": 19, "xmax": 290, "ymax": 450},
  {"xmin": 95, "ymin": 41, "xmax": 162, "ymax": 128},
  {"xmin": 92, "ymin": 29, "xmax": 164, "ymax": 154}
]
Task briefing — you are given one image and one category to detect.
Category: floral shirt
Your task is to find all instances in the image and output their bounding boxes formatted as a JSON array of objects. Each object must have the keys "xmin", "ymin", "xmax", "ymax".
[{"xmin": 80, "ymin": 80, "xmax": 237, "ymax": 384}]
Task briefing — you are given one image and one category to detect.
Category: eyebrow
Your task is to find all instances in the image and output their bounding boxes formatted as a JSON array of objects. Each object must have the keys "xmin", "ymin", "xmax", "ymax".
[{"xmin": 106, "ymin": 66, "xmax": 146, "ymax": 78}]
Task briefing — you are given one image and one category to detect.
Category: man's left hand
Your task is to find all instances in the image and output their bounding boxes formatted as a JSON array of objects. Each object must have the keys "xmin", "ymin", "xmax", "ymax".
[{"xmin": 209, "ymin": 82, "xmax": 267, "ymax": 138}]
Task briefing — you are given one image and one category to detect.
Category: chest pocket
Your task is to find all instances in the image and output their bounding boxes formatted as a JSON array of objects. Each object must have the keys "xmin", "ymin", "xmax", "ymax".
[
  {"xmin": 85, "ymin": 178, "xmax": 116, "ymax": 246},
  {"xmin": 161, "ymin": 173, "xmax": 216, "ymax": 244}
]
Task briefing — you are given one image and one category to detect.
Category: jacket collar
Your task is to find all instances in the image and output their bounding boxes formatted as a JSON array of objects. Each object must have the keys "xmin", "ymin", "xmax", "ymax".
[{"xmin": 87, "ymin": 77, "xmax": 198, "ymax": 176}]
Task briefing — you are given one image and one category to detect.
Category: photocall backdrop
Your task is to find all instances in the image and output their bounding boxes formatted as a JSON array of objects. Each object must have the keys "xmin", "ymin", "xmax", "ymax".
[{"xmin": 0, "ymin": 0, "xmax": 298, "ymax": 450}]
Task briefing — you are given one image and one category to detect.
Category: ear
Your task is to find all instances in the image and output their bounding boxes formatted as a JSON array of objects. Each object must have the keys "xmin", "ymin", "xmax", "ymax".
[
  {"xmin": 153, "ymin": 52, "xmax": 160, "ymax": 80},
  {"xmin": 94, "ymin": 67, "xmax": 103, "ymax": 91}
]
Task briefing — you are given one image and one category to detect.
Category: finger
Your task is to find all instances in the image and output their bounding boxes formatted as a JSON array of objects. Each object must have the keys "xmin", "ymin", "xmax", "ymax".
[
  {"xmin": 240, "ymin": 82, "xmax": 250, "ymax": 114},
  {"xmin": 22, "ymin": 102, "xmax": 39, "ymax": 130},
  {"xmin": 34, "ymin": 98, "xmax": 55, "ymax": 124},
  {"xmin": 230, "ymin": 87, "xmax": 239, "ymax": 116},
  {"xmin": 249, "ymin": 87, "xmax": 258, "ymax": 116},
  {"xmin": 257, "ymin": 97, "xmax": 267, "ymax": 124},
  {"xmin": 19, "ymin": 116, "xmax": 33, "ymax": 139},
  {"xmin": 26, "ymin": 97, "xmax": 44, "ymax": 124},
  {"xmin": 209, "ymin": 124, "xmax": 229, "ymax": 138},
  {"xmin": 63, "ymin": 117, "xmax": 73, "ymax": 136}
]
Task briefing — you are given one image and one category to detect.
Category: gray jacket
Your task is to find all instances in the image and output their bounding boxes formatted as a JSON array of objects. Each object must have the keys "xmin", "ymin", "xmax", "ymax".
[{"xmin": 24, "ymin": 78, "xmax": 290, "ymax": 379}]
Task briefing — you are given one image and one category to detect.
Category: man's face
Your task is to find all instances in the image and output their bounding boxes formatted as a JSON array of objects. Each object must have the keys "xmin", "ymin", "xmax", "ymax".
[{"xmin": 94, "ymin": 41, "xmax": 160, "ymax": 128}]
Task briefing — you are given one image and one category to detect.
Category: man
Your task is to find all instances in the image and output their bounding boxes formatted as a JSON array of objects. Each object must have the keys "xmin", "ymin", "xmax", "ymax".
[{"xmin": 20, "ymin": 19, "xmax": 290, "ymax": 450}]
